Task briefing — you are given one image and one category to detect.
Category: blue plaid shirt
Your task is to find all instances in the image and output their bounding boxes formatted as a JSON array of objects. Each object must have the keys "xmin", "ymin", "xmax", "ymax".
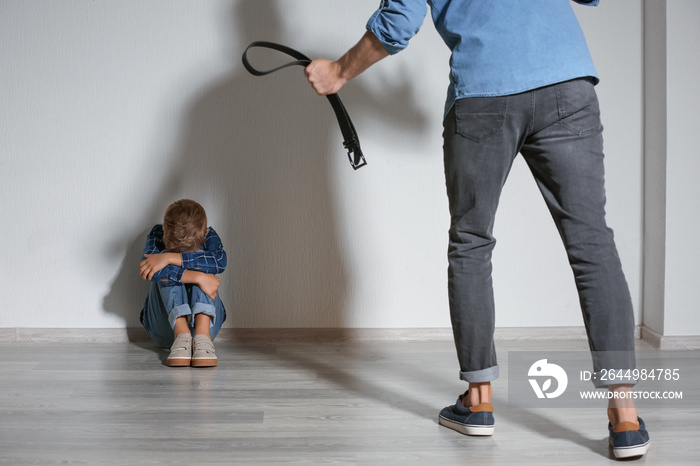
[{"xmin": 142, "ymin": 224, "xmax": 227, "ymax": 285}]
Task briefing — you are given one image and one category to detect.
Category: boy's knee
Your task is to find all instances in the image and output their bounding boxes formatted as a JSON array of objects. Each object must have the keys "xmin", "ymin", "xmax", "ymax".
[{"xmin": 188, "ymin": 284, "xmax": 215, "ymax": 304}]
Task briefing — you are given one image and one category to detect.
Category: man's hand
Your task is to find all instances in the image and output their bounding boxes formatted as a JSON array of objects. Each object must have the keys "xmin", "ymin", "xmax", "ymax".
[
  {"xmin": 304, "ymin": 59, "xmax": 347, "ymax": 96},
  {"xmin": 304, "ymin": 31, "xmax": 389, "ymax": 96},
  {"xmin": 139, "ymin": 253, "xmax": 180, "ymax": 281}
]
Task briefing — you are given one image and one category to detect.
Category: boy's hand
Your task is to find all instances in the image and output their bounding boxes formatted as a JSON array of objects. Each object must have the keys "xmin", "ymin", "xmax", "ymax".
[
  {"xmin": 183, "ymin": 270, "xmax": 221, "ymax": 300},
  {"xmin": 197, "ymin": 273, "xmax": 221, "ymax": 301},
  {"xmin": 139, "ymin": 253, "xmax": 180, "ymax": 281}
]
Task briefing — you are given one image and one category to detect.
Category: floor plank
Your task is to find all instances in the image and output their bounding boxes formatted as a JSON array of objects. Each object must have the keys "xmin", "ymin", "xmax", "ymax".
[{"xmin": 0, "ymin": 339, "xmax": 697, "ymax": 465}]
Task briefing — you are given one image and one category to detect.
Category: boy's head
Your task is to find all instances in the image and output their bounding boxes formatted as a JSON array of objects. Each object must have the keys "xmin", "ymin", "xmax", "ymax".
[{"xmin": 162, "ymin": 199, "xmax": 207, "ymax": 253}]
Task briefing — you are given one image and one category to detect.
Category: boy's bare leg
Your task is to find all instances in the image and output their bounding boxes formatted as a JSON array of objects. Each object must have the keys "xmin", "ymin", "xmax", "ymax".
[
  {"xmin": 173, "ymin": 316, "xmax": 190, "ymax": 337},
  {"xmin": 194, "ymin": 314, "xmax": 211, "ymax": 338}
]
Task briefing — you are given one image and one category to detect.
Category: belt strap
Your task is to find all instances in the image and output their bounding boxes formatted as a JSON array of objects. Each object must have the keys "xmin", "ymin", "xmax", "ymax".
[{"xmin": 242, "ymin": 41, "xmax": 367, "ymax": 170}]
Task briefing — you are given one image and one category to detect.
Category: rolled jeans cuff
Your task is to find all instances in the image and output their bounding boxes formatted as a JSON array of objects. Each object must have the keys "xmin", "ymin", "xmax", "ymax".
[
  {"xmin": 590, "ymin": 351, "xmax": 638, "ymax": 388},
  {"xmin": 168, "ymin": 304, "xmax": 192, "ymax": 329},
  {"xmin": 192, "ymin": 302, "xmax": 217, "ymax": 328},
  {"xmin": 460, "ymin": 365, "xmax": 499, "ymax": 383}
]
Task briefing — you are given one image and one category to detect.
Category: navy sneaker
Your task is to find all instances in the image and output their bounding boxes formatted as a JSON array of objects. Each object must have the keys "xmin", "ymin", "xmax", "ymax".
[
  {"xmin": 439, "ymin": 392, "xmax": 495, "ymax": 436},
  {"xmin": 608, "ymin": 417, "xmax": 651, "ymax": 459}
]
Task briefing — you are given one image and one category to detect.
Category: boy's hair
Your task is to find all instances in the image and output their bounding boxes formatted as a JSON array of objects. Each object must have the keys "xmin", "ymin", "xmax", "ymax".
[{"xmin": 162, "ymin": 199, "xmax": 207, "ymax": 253}]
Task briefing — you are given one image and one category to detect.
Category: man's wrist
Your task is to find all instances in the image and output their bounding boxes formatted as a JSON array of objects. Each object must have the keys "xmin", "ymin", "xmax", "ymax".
[
  {"xmin": 333, "ymin": 61, "xmax": 350, "ymax": 86},
  {"xmin": 337, "ymin": 31, "xmax": 388, "ymax": 83}
]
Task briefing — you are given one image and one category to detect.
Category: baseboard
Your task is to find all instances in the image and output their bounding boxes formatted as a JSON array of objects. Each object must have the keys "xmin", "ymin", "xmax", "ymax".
[
  {"xmin": 0, "ymin": 325, "xmax": 645, "ymax": 344},
  {"xmin": 640, "ymin": 325, "xmax": 700, "ymax": 350},
  {"xmin": 0, "ymin": 327, "xmax": 152, "ymax": 343},
  {"xmin": 0, "ymin": 327, "xmax": 453, "ymax": 343}
]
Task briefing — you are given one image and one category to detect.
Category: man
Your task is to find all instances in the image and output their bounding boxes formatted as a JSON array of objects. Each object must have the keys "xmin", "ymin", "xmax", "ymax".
[{"xmin": 305, "ymin": 0, "xmax": 649, "ymax": 459}]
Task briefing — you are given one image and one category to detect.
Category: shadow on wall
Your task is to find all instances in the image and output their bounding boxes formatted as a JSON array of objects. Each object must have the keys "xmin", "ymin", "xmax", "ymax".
[{"xmin": 103, "ymin": 0, "xmax": 428, "ymax": 333}]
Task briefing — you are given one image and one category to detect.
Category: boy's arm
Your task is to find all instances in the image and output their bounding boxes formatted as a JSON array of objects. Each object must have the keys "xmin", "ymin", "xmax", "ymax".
[
  {"xmin": 181, "ymin": 270, "xmax": 221, "ymax": 301},
  {"xmin": 179, "ymin": 227, "xmax": 228, "ymax": 275},
  {"xmin": 140, "ymin": 253, "xmax": 184, "ymax": 282},
  {"xmin": 139, "ymin": 225, "xmax": 186, "ymax": 284},
  {"xmin": 143, "ymin": 225, "xmax": 165, "ymax": 255}
]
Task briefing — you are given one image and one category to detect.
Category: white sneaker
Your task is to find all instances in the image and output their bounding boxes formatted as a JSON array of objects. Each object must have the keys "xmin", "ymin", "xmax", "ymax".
[
  {"xmin": 166, "ymin": 333, "xmax": 192, "ymax": 367},
  {"xmin": 191, "ymin": 334, "xmax": 218, "ymax": 367}
]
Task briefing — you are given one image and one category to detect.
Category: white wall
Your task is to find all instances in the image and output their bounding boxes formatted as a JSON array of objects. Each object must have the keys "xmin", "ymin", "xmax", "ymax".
[
  {"xmin": 659, "ymin": 0, "xmax": 700, "ymax": 336},
  {"xmin": 0, "ymin": 0, "xmax": 646, "ymax": 331},
  {"xmin": 642, "ymin": 0, "xmax": 668, "ymax": 336},
  {"xmin": 642, "ymin": 0, "xmax": 700, "ymax": 340}
]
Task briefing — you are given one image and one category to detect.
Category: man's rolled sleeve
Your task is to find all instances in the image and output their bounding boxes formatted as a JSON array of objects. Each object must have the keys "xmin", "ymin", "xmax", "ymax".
[{"xmin": 366, "ymin": 0, "xmax": 428, "ymax": 55}]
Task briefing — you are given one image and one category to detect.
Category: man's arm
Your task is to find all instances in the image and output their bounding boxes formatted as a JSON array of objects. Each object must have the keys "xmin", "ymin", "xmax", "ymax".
[
  {"xmin": 304, "ymin": 31, "xmax": 389, "ymax": 96},
  {"xmin": 305, "ymin": 0, "xmax": 429, "ymax": 94}
]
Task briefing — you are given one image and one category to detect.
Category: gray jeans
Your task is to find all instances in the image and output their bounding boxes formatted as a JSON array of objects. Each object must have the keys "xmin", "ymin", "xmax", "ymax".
[{"xmin": 443, "ymin": 78, "xmax": 636, "ymax": 386}]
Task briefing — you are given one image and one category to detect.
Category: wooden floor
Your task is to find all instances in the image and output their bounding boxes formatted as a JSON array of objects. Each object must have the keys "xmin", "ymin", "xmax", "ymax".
[{"xmin": 1, "ymin": 338, "xmax": 698, "ymax": 465}]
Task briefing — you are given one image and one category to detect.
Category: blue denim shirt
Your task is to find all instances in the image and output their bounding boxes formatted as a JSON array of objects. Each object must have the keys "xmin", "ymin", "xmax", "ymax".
[
  {"xmin": 366, "ymin": 0, "xmax": 600, "ymax": 117},
  {"xmin": 142, "ymin": 224, "xmax": 227, "ymax": 286}
]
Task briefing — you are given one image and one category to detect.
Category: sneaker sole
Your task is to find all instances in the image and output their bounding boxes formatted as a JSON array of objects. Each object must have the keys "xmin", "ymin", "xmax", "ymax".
[
  {"xmin": 438, "ymin": 415, "xmax": 495, "ymax": 436},
  {"xmin": 166, "ymin": 357, "xmax": 191, "ymax": 367},
  {"xmin": 609, "ymin": 438, "xmax": 651, "ymax": 459},
  {"xmin": 191, "ymin": 358, "xmax": 218, "ymax": 367}
]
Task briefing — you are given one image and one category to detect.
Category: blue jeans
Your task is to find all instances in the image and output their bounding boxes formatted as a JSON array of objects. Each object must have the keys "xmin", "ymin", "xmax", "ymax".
[
  {"xmin": 443, "ymin": 78, "xmax": 636, "ymax": 387},
  {"xmin": 140, "ymin": 282, "xmax": 226, "ymax": 348}
]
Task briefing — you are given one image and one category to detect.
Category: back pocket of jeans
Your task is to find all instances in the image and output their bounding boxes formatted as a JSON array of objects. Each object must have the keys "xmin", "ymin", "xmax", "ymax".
[
  {"xmin": 557, "ymin": 107, "xmax": 603, "ymax": 136},
  {"xmin": 555, "ymin": 79, "xmax": 603, "ymax": 136},
  {"xmin": 455, "ymin": 97, "xmax": 507, "ymax": 143}
]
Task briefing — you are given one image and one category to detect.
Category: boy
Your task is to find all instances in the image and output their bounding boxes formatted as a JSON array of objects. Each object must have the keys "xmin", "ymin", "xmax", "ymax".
[{"xmin": 139, "ymin": 199, "xmax": 227, "ymax": 367}]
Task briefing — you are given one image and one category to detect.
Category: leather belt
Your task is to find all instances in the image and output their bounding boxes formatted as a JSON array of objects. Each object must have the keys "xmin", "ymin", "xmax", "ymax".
[{"xmin": 242, "ymin": 41, "xmax": 367, "ymax": 170}]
